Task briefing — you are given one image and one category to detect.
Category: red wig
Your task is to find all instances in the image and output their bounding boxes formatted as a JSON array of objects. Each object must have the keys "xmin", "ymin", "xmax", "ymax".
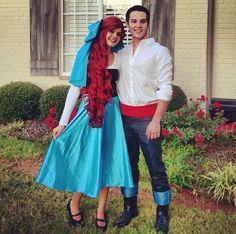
[{"xmin": 83, "ymin": 16, "xmax": 125, "ymax": 128}]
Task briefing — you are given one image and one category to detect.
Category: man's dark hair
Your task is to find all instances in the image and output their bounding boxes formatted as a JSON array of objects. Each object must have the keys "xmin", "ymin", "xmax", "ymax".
[{"xmin": 126, "ymin": 5, "xmax": 150, "ymax": 24}]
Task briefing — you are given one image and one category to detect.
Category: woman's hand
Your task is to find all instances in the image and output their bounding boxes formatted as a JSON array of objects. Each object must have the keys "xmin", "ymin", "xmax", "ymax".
[{"xmin": 52, "ymin": 125, "xmax": 66, "ymax": 139}]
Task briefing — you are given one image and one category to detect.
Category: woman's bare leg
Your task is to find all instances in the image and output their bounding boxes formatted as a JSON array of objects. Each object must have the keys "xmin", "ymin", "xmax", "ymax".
[
  {"xmin": 97, "ymin": 187, "xmax": 109, "ymax": 227},
  {"xmin": 70, "ymin": 192, "xmax": 83, "ymax": 221}
]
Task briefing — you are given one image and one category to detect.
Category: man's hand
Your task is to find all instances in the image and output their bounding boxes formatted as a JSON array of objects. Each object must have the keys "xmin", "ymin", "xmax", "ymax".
[
  {"xmin": 145, "ymin": 99, "xmax": 169, "ymax": 140},
  {"xmin": 145, "ymin": 120, "xmax": 161, "ymax": 140},
  {"xmin": 52, "ymin": 125, "xmax": 66, "ymax": 139}
]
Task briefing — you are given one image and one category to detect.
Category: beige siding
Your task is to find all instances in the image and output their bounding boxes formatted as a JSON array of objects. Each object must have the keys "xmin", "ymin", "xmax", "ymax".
[
  {"xmin": 1, "ymin": 0, "xmax": 235, "ymax": 99},
  {"xmin": 212, "ymin": 0, "xmax": 236, "ymax": 99},
  {"xmin": 0, "ymin": 0, "xmax": 67, "ymax": 90},
  {"xmin": 174, "ymin": 0, "xmax": 208, "ymax": 100}
]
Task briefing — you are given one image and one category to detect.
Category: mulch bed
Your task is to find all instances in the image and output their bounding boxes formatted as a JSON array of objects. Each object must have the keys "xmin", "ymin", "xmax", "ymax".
[
  {"xmin": 205, "ymin": 142, "xmax": 236, "ymax": 163},
  {"xmin": 17, "ymin": 119, "xmax": 50, "ymax": 141}
]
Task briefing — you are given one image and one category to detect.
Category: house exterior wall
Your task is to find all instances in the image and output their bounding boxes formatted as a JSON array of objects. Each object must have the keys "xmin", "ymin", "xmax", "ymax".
[
  {"xmin": 0, "ymin": 0, "xmax": 235, "ymax": 99},
  {"xmin": 0, "ymin": 0, "xmax": 66, "ymax": 90},
  {"xmin": 212, "ymin": 0, "xmax": 236, "ymax": 99},
  {"xmin": 174, "ymin": 0, "xmax": 208, "ymax": 100}
]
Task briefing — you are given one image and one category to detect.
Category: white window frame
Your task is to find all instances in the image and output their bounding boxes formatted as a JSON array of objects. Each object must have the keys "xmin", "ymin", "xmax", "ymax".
[
  {"xmin": 60, "ymin": 0, "xmax": 103, "ymax": 76},
  {"xmin": 60, "ymin": 0, "xmax": 141, "ymax": 76}
]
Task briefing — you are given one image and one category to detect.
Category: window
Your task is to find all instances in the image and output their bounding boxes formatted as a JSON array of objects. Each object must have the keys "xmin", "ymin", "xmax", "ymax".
[{"xmin": 61, "ymin": 0, "xmax": 141, "ymax": 75}]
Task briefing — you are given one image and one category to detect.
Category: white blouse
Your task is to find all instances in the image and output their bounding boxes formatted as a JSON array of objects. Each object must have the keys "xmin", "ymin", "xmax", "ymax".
[{"xmin": 59, "ymin": 85, "xmax": 80, "ymax": 126}]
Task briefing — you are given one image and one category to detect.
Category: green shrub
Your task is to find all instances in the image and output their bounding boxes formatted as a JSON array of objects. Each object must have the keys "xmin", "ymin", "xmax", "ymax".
[
  {"xmin": 0, "ymin": 82, "xmax": 43, "ymax": 121},
  {"xmin": 0, "ymin": 121, "xmax": 24, "ymax": 136},
  {"xmin": 132, "ymin": 144, "xmax": 195, "ymax": 191},
  {"xmin": 163, "ymin": 144, "xmax": 195, "ymax": 188},
  {"xmin": 168, "ymin": 85, "xmax": 187, "ymax": 112},
  {"xmin": 162, "ymin": 96, "xmax": 229, "ymax": 150},
  {"xmin": 198, "ymin": 162, "xmax": 236, "ymax": 206},
  {"xmin": 39, "ymin": 85, "xmax": 69, "ymax": 120}
]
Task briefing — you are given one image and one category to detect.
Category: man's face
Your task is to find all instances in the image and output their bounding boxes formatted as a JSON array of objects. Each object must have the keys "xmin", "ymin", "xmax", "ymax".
[{"xmin": 127, "ymin": 11, "xmax": 148, "ymax": 41}]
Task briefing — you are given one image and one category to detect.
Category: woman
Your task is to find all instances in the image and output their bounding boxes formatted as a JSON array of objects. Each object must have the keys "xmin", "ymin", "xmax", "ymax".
[{"xmin": 35, "ymin": 16, "xmax": 134, "ymax": 231}]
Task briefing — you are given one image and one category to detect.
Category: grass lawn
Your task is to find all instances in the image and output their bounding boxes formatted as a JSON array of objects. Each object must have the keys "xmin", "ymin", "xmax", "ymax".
[
  {"xmin": 1, "ymin": 166, "xmax": 235, "ymax": 234},
  {"xmin": 0, "ymin": 134, "xmax": 46, "ymax": 160}
]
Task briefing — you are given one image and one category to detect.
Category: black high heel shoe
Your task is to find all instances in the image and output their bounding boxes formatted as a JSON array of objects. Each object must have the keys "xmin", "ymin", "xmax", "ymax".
[
  {"xmin": 67, "ymin": 201, "xmax": 85, "ymax": 227},
  {"xmin": 95, "ymin": 214, "xmax": 108, "ymax": 232}
]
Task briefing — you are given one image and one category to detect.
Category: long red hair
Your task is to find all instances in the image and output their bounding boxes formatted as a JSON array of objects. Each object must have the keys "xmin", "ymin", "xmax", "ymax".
[{"xmin": 83, "ymin": 16, "xmax": 125, "ymax": 128}]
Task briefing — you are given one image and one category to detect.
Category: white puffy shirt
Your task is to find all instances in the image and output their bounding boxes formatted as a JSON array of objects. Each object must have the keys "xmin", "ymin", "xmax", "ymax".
[{"xmin": 110, "ymin": 38, "xmax": 173, "ymax": 106}]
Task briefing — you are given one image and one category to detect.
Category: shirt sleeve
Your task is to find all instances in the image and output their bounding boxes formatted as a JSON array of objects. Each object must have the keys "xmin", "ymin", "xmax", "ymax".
[
  {"xmin": 59, "ymin": 85, "xmax": 80, "ymax": 126},
  {"xmin": 155, "ymin": 47, "xmax": 173, "ymax": 101},
  {"xmin": 107, "ymin": 52, "xmax": 120, "ymax": 69}
]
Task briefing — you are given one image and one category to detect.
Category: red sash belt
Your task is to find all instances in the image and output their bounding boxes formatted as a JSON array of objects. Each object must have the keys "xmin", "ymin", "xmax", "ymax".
[{"xmin": 120, "ymin": 102, "xmax": 157, "ymax": 118}]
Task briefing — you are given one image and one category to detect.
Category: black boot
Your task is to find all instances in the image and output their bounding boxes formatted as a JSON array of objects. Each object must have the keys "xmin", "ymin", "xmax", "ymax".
[
  {"xmin": 114, "ymin": 196, "xmax": 138, "ymax": 228},
  {"xmin": 155, "ymin": 205, "xmax": 169, "ymax": 233}
]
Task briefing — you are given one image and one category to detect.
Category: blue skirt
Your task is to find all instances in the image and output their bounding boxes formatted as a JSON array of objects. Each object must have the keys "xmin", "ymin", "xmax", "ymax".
[{"xmin": 35, "ymin": 97, "xmax": 134, "ymax": 198}]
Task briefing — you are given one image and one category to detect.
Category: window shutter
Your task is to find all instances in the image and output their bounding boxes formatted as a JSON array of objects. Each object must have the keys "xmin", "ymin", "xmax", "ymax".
[
  {"xmin": 142, "ymin": 0, "xmax": 175, "ymax": 58},
  {"xmin": 30, "ymin": 0, "xmax": 59, "ymax": 76}
]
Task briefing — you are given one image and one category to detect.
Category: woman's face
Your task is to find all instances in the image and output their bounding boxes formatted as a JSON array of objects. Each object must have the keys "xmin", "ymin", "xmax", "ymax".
[{"xmin": 106, "ymin": 28, "xmax": 122, "ymax": 48}]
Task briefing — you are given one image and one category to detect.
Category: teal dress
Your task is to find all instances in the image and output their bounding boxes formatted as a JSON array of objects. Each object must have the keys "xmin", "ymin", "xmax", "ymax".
[{"xmin": 35, "ymin": 69, "xmax": 134, "ymax": 198}]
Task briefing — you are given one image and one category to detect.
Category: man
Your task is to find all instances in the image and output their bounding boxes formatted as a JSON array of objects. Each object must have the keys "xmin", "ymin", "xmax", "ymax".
[{"xmin": 112, "ymin": 5, "xmax": 172, "ymax": 233}]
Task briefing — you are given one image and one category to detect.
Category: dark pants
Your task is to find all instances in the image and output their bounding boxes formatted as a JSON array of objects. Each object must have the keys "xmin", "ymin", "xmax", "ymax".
[{"xmin": 121, "ymin": 116, "xmax": 171, "ymax": 205}]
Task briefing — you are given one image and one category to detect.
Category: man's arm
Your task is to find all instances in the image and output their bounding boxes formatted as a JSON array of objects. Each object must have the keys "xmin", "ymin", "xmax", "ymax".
[
  {"xmin": 146, "ymin": 100, "xmax": 169, "ymax": 140},
  {"xmin": 146, "ymin": 47, "xmax": 172, "ymax": 140}
]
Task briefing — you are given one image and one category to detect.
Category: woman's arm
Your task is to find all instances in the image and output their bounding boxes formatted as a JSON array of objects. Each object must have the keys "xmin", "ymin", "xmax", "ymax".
[{"xmin": 52, "ymin": 85, "xmax": 80, "ymax": 139}]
